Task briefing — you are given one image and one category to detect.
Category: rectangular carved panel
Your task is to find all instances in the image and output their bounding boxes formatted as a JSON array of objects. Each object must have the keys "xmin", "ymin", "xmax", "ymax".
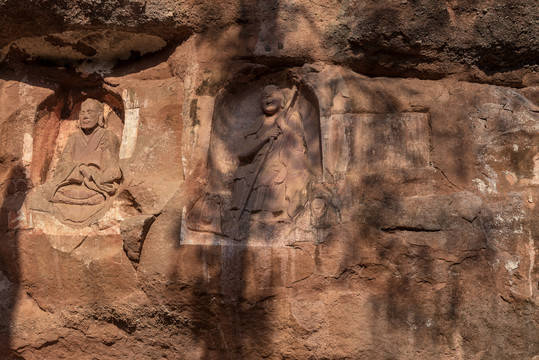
[{"xmin": 323, "ymin": 113, "xmax": 430, "ymax": 175}]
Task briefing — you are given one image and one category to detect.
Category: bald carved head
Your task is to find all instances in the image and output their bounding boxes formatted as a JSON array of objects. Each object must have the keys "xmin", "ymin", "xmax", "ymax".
[{"xmin": 79, "ymin": 99, "xmax": 105, "ymax": 133}]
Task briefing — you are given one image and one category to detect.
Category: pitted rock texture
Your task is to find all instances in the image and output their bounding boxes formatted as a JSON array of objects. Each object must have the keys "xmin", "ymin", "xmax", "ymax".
[
  {"xmin": 0, "ymin": 1, "xmax": 538, "ymax": 360},
  {"xmin": 1, "ymin": 0, "xmax": 539, "ymax": 85}
]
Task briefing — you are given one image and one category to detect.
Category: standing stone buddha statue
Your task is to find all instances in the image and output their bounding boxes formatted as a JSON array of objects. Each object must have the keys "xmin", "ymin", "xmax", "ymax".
[{"xmin": 230, "ymin": 85, "xmax": 312, "ymax": 221}]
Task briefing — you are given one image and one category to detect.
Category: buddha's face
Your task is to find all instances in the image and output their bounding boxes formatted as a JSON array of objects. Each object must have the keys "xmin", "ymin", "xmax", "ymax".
[
  {"xmin": 261, "ymin": 88, "xmax": 283, "ymax": 116},
  {"xmin": 79, "ymin": 100, "xmax": 103, "ymax": 132}
]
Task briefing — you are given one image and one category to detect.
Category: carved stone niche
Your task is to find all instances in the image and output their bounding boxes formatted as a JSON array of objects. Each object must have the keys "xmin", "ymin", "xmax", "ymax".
[
  {"xmin": 185, "ymin": 77, "xmax": 325, "ymax": 245},
  {"xmin": 25, "ymin": 89, "xmax": 127, "ymax": 231}
]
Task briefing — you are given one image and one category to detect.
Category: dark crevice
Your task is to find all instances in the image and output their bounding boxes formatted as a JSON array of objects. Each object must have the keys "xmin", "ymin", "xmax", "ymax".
[
  {"xmin": 448, "ymin": 255, "xmax": 481, "ymax": 269},
  {"xmin": 35, "ymin": 339, "xmax": 60, "ymax": 350},
  {"xmin": 380, "ymin": 226, "xmax": 442, "ymax": 233},
  {"xmin": 44, "ymin": 35, "xmax": 97, "ymax": 57},
  {"xmin": 99, "ymin": 316, "xmax": 137, "ymax": 335},
  {"xmin": 69, "ymin": 236, "xmax": 88, "ymax": 254},
  {"xmin": 432, "ymin": 164, "xmax": 463, "ymax": 191},
  {"xmin": 132, "ymin": 215, "xmax": 156, "ymax": 268},
  {"xmin": 16, "ymin": 338, "xmax": 61, "ymax": 352},
  {"xmin": 331, "ymin": 265, "xmax": 363, "ymax": 280},
  {"xmin": 461, "ymin": 215, "xmax": 478, "ymax": 224},
  {"xmin": 109, "ymin": 39, "xmax": 187, "ymax": 77},
  {"xmin": 344, "ymin": 36, "xmax": 539, "ymax": 87},
  {"xmin": 119, "ymin": 189, "xmax": 143, "ymax": 214},
  {"xmin": 24, "ymin": 291, "xmax": 48, "ymax": 314},
  {"xmin": 251, "ymin": 294, "xmax": 276, "ymax": 307},
  {"xmin": 236, "ymin": 55, "xmax": 312, "ymax": 72}
]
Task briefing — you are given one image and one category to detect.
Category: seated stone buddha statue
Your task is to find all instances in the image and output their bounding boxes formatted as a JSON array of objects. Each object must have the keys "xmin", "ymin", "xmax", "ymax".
[{"xmin": 42, "ymin": 98, "xmax": 123, "ymax": 227}]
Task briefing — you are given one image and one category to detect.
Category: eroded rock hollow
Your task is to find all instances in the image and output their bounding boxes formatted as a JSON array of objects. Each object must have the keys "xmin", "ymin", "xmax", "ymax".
[{"xmin": 0, "ymin": 1, "xmax": 538, "ymax": 359}]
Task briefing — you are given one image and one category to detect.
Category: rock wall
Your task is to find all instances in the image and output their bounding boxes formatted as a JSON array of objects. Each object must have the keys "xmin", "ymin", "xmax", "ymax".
[{"xmin": 0, "ymin": 1, "xmax": 538, "ymax": 359}]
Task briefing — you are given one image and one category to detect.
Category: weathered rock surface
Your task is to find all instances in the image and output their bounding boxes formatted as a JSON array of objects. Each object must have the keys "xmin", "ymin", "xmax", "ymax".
[{"xmin": 0, "ymin": 1, "xmax": 538, "ymax": 359}]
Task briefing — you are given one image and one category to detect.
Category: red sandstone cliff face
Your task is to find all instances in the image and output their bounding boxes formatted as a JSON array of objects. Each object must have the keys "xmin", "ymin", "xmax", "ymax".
[{"xmin": 0, "ymin": 1, "xmax": 538, "ymax": 359}]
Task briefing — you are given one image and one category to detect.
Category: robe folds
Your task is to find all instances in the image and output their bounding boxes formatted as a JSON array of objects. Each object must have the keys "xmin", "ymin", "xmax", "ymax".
[
  {"xmin": 232, "ymin": 109, "xmax": 311, "ymax": 218},
  {"xmin": 44, "ymin": 127, "xmax": 122, "ymax": 227}
]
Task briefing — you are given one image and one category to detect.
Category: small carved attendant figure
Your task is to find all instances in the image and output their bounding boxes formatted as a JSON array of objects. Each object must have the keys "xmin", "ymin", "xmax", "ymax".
[
  {"xmin": 43, "ymin": 99, "xmax": 123, "ymax": 227},
  {"xmin": 230, "ymin": 85, "xmax": 311, "ymax": 222}
]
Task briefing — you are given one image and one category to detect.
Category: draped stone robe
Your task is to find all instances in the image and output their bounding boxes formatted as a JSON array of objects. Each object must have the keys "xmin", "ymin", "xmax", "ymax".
[
  {"xmin": 231, "ymin": 109, "xmax": 311, "ymax": 219},
  {"xmin": 44, "ymin": 127, "xmax": 122, "ymax": 227}
]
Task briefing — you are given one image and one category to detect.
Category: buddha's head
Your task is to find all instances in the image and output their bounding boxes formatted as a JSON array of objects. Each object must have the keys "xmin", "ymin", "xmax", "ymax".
[
  {"xmin": 261, "ymin": 85, "xmax": 286, "ymax": 116},
  {"xmin": 79, "ymin": 99, "xmax": 104, "ymax": 133}
]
